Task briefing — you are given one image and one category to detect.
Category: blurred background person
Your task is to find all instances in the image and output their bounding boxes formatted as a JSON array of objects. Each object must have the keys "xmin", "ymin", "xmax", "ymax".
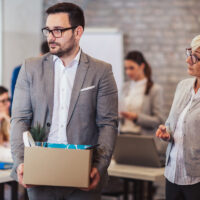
[
  {"xmin": 0, "ymin": 86, "xmax": 12, "ymax": 160},
  {"xmin": 156, "ymin": 35, "xmax": 200, "ymax": 200},
  {"xmin": 0, "ymin": 86, "xmax": 11, "ymax": 117},
  {"xmin": 0, "ymin": 86, "xmax": 16, "ymax": 200},
  {"xmin": 120, "ymin": 50, "xmax": 165, "ymax": 136},
  {"xmin": 116, "ymin": 51, "xmax": 166, "ymax": 199}
]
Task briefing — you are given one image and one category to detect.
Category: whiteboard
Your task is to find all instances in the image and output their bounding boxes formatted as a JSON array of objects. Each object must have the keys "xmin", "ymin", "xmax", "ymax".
[{"xmin": 80, "ymin": 28, "xmax": 124, "ymax": 95}]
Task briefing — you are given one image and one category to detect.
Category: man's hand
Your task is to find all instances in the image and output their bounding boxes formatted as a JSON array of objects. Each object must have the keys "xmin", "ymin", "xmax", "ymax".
[
  {"xmin": 81, "ymin": 167, "xmax": 100, "ymax": 191},
  {"xmin": 120, "ymin": 111, "xmax": 138, "ymax": 120},
  {"xmin": 156, "ymin": 125, "xmax": 170, "ymax": 141},
  {"xmin": 17, "ymin": 163, "xmax": 33, "ymax": 188}
]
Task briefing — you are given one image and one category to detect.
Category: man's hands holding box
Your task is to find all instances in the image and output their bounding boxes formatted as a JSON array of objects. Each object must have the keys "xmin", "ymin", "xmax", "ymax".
[
  {"xmin": 17, "ymin": 163, "xmax": 32, "ymax": 188},
  {"xmin": 81, "ymin": 167, "xmax": 100, "ymax": 191},
  {"xmin": 18, "ymin": 163, "xmax": 100, "ymax": 191}
]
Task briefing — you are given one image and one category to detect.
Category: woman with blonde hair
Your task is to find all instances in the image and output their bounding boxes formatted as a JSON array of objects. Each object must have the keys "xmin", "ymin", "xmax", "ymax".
[
  {"xmin": 156, "ymin": 35, "xmax": 200, "ymax": 200},
  {"xmin": 0, "ymin": 86, "xmax": 11, "ymax": 161}
]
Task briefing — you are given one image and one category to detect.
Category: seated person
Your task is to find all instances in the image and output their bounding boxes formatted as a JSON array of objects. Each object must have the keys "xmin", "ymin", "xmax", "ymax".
[{"xmin": 0, "ymin": 86, "xmax": 12, "ymax": 162}]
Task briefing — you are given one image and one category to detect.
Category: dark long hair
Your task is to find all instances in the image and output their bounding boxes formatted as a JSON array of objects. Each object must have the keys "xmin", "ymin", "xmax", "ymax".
[{"xmin": 125, "ymin": 51, "xmax": 153, "ymax": 95}]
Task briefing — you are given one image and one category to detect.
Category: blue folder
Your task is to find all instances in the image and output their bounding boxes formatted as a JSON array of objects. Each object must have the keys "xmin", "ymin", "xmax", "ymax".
[{"xmin": 0, "ymin": 162, "xmax": 13, "ymax": 170}]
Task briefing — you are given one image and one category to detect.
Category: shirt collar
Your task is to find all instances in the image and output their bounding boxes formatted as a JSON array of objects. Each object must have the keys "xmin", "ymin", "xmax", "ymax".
[
  {"xmin": 131, "ymin": 78, "xmax": 147, "ymax": 87},
  {"xmin": 192, "ymin": 79, "xmax": 200, "ymax": 99},
  {"xmin": 53, "ymin": 48, "xmax": 81, "ymax": 67}
]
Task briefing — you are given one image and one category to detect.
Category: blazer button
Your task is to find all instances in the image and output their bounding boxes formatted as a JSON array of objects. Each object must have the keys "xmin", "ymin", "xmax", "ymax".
[{"xmin": 47, "ymin": 122, "xmax": 51, "ymax": 127}]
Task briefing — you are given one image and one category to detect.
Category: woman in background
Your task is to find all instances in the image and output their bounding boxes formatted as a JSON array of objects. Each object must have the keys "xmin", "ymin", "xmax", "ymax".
[
  {"xmin": 0, "ymin": 86, "xmax": 12, "ymax": 161},
  {"xmin": 118, "ymin": 51, "xmax": 166, "ymax": 200},
  {"xmin": 120, "ymin": 50, "xmax": 165, "ymax": 135}
]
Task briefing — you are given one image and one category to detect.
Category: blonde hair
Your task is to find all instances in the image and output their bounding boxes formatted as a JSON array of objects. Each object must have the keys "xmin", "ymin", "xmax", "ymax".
[
  {"xmin": 191, "ymin": 35, "xmax": 200, "ymax": 51},
  {"xmin": 0, "ymin": 118, "xmax": 10, "ymax": 142}
]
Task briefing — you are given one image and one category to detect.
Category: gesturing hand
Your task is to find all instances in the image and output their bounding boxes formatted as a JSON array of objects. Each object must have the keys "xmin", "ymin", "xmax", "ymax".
[{"xmin": 156, "ymin": 125, "xmax": 170, "ymax": 141}]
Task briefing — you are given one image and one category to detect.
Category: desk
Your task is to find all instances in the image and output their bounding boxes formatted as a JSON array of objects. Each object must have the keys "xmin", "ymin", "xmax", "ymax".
[
  {"xmin": 108, "ymin": 160, "xmax": 165, "ymax": 200},
  {"xmin": 0, "ymin": 170, "xmax": 18, "ymax": 200},
  {"xmin": 0, "ymin": 170, "xmax": 13, "ymax": 183}
]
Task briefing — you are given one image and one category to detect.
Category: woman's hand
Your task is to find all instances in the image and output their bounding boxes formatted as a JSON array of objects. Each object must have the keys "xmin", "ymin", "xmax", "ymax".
[
  {"xmin": 120, "ymin": 111, "xmax": 138, "ymax": 120},
  {"xmin": 156, "ymin": 125, "xmax": 170, "ymax": 141}
]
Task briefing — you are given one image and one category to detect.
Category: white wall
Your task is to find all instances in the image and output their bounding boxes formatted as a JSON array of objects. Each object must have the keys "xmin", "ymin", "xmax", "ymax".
[
  {"xmin": 80, "ymin": 28, "xmax": 124, "ymax": 95},
  {"xmin": 0, "ymin": 0, "xmax": 3, "ymax": 84},
  {"xmin": 2, "ymin": 0, "xmax": 42, "ymax": 89}
]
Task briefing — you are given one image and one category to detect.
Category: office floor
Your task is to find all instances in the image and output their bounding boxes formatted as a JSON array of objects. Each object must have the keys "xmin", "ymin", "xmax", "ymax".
[
  {"xmin": 3, "ymin": 181, "xmax": 165, "ymax": 200},
  {"xmin": 3, "ymin": 184, "xmax": 24, "ymax": 200},
  {"xmin": 101, "ymin": 178, "xmax": 165, "ymax": 200}
]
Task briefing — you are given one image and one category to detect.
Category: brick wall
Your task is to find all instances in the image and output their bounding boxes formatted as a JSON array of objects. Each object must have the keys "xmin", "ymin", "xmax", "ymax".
[{"xmin": 43, "ymin": 0, "xmax": 200, "ymax": 116}]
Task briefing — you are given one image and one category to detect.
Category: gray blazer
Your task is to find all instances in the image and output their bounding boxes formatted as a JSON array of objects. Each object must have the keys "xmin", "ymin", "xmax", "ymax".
[
  {"xmin": 120, "ymin": 81, "xmax": 165, "ymax": 135},
  {"xmin": 10, "ymin": 52, "xmax": 118, "ymax": 181},
  {"xmin": 165, "ymin": 78, "xmax": 200, "ymax": 176}
]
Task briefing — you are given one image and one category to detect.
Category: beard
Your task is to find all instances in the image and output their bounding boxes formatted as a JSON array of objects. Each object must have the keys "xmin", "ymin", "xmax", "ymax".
[{"xmin": 48, "ymin": 35, "xmax": 77, "ymax": 58}]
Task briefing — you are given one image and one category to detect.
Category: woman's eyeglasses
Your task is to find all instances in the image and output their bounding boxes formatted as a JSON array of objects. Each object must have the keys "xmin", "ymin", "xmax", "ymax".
[
  {"xmin": 186, "ymin": 48, "xmax": 200, "ymax": 65},
  {"xmin": 0, "ymin": 98, "xmax": 10, "ymax": 104}
]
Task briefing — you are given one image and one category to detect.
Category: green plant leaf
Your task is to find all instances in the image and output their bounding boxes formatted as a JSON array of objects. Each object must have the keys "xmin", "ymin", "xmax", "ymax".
[{"xmin": 30, "ymin": 123, "xmax": 46, "ymax": 142}]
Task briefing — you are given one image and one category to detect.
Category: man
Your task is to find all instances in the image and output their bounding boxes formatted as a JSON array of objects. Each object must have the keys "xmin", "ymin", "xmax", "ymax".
[{"xmin": 10, "ymin": 2, "xmax": 118, "ymax": 200}]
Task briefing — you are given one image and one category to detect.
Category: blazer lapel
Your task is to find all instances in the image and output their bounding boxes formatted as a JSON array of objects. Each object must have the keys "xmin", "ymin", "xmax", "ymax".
[
  {"xmin": 190, "ymin": 99, "xmax": 200, "ymax": 110},
  {"xmin": 171, "ymin": 83, "xmax": 193, "ymax": 133},
  {"xmin": 67, "ymin": 52, "xmax": 89, "ymax": 126},
  {"xmin": 43, "ymin": 53, "xmax": 55, "ymax": 121},
  {"xmin": 178, "ymin": 89, "xmax": 192, "ymax": 114},
  {"xmin": 189, "ymin": 79, "xmax": 200, "ymax": 110}
]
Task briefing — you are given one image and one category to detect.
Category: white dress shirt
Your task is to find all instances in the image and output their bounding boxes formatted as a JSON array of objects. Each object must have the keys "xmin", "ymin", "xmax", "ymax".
[
  {"xmin": 47, "ymin": 50, "xmax": 81, "ymax": 144},
  {"xmin": 165, "ymin": 88, "xmax": 200, "ymax": 185},
  {"xmin": 120, "ymin": 79, "xmax": 147, "ymax": 133}
]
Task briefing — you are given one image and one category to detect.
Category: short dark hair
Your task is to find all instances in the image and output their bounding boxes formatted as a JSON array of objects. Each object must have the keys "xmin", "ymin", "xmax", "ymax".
[
  {"xmin": 0, "ymin": 86, "xmax": 8, "ymax": 96},
  {"xmin": 40, "ymin": 41, "xmax": 49, "ymax": 54},
  {"xmin": 46, "ymin": 2, "xmax": 85, "ymax": 30}
]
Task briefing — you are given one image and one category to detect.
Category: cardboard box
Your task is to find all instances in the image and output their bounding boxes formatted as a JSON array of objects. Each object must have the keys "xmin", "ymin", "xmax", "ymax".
[{"xmin": 23, "ymin": 146, "xmax": 92, "ymax": 188}]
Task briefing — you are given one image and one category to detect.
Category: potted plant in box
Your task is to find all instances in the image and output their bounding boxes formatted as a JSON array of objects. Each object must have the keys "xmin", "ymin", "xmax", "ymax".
[{"xmin": 30, "ymin": 123, "xmax": 46, "ymax": 146}]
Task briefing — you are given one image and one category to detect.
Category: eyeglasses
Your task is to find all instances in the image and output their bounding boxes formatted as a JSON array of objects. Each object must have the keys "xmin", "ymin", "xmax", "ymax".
[
  {"xmin": 186, "ymin": 48, "xmax": 200, "ymax": 65},
  {"xmin": 41, "ymin": 26, "xmax": 78, "ymax": 38},
  {"xmin": 0, "ymin": 98, "xmax": 10, "ymax": 104}
]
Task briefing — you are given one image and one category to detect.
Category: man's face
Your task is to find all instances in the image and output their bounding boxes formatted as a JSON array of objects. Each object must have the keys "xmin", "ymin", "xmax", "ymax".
[
  {"xmin": 46, "ymin": 13, "xmax": 77, "ymax": 57},
  {"xmin": 0, "ymin": 92, "xmax": 10, "ymax": 115}
]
